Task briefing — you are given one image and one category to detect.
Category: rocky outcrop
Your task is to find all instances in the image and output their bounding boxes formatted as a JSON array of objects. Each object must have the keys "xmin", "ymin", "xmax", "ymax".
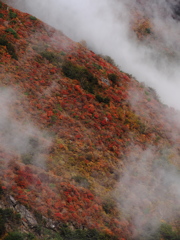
[
  {"xmin": 7, "ymin": 195, "xmax": 38, "ymax": 228},
  {"xmin": 6, "ymin": 195, "xmax": 60, "ymax": 231}
]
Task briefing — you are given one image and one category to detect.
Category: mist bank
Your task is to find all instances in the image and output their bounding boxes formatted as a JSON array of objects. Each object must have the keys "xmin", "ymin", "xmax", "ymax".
[
  {"xmin": 0, "ymin": 88, "xmax": 51, "ymax": 168},
  {"xmin": 115, "ymin": 145, "xmax": 180, "ymax": 239}
]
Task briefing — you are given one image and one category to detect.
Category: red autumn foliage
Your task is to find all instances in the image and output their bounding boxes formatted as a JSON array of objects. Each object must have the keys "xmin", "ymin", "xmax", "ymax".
[{"xmin": 0, "ymin": 2, "xmax": 180, "ymax": 239}]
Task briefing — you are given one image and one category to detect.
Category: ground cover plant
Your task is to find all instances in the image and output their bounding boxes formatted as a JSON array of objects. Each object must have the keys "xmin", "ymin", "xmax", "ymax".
[{"xmin": 0, "ymin": 1, "xmax": 180, "ymax": 239}]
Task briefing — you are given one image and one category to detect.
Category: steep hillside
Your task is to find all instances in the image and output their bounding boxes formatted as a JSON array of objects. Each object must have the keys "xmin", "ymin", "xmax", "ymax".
[{"xmin": 0, "ymin": 1, "xmax": 180, "ymax": 239}]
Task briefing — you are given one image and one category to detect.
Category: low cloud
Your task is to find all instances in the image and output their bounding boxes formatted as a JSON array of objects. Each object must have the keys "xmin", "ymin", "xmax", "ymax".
[
  {"xmin": 115, "ymin": 145, "xmax": 180, "ymax": 238},
  {"xmin": 0, "ymin": 88, "xmax": 51, "ymax": 168}
]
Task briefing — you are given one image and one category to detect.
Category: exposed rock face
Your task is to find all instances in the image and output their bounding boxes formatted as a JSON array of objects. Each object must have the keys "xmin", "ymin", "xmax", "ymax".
[
  {"xmin": 6, "ymin": 195, "xmax": 59, "ymax": 231},
  {"xmin": 7, "ymin": 195, "xmax": 38, "ymax": 228},
  {"xmin": 15, "ymin": 204, "xmax": 38, "ymax": 228}
]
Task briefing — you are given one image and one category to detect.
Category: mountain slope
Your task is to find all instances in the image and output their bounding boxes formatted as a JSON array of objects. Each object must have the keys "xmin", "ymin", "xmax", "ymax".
[{"xmin": 0, "ymin": 1, "xmax": 180, "ymax": 239}]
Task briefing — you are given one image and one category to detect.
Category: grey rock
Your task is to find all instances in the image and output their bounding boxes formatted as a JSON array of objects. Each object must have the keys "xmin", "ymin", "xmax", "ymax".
[
  {"xmin": 101, "ymin": 77, "xmax": 111, "ymax": 86},
  {"xmin": 43, "ymin": 216, "xmax": 56, "ymax": 229},
  {"xmin": 15, "ymin": 204, "xmax": 38, "ymax": 228},
  {"xmin": 9, "ymin": 195, "xmax": 17, "ymax": 206}
]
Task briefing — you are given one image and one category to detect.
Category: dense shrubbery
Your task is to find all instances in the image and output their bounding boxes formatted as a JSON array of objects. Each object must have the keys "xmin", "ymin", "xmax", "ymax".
[
  {"xmin": 29, "ymin": 16, "xmax": 37, "ymax": 20},
  {"xmin": 0, "ymin": 186, "xmax": 4, "ymax": 198},
  {"xmin": 0, "ymin": 208, "xmax": 21, "ymax": 223},
  {"xmin": 95, "ymin": 94, "xmax": 110, "ymax": 104},
  {"xmin": 159, "ymin": 223, "xmax": 180, "ymax": 240},
  {"xmin": 5, "ymin": 28, "xmax": 18, "ymax": 39},
  {"xmin": 62, "ymin": 61, "xmax": 99, "ymax": 93},
  {"xmin": 145, "ymin": 28, "xmax": 151, "ymax": 34},
  {"xmin": 0, "ymin": 37, "xmax": 18, "ymax": 59},
  {"xmin": 21, "ymin": 137, "xmax": 39, "ymax": 165},
  {"xmin": 138, "ymin": 223, "xmax": 180, "ymax": 240},
  {"xmin": 102, "ymin": 198, "xmax": 116, "ymax": 214},
  {"xmin": 72, "ymin": 175, "xmax": 90, "ymax": 188},
  {"xmin": 21, "ymin": 153, "xmax": 34, "ymax": 165},
  {"xmin": 33, "ymin": 44, "xmax": 65, "ymax": 66},
  {"xmin": 0, "ymin": 215, "xmax": 5, "ymax": 237},
  {"xmin": 0, "ymin": 208, "xmax": 21, "ymax": 238},
  {"xmin": 8, "ymin": 9, "xmax": 17, "ymax": 19},
  {"xmin": 59, "ymin": 225, "xmax": 118, "ymax": 240},
  {"xmin": 40, "ymin": 50, "xmax": 64, "ymax": 66},
  {"xmin": 108, "ymin": 73, "xmax": 118, "ymax": 85},
  {"xmin": 93, "ymin": 63, "xmax": 102, "ymax": 70},
  {"xmin": 99, "ymin": 54, "xmax": 117, "ymax": 66},
  {"xmin": 118, "ymin": 108, "xmax": 146, "ymax": 133},
  {"xmin": 4, "ymin": 232, "xmax": 24, "ymax": 240}
]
